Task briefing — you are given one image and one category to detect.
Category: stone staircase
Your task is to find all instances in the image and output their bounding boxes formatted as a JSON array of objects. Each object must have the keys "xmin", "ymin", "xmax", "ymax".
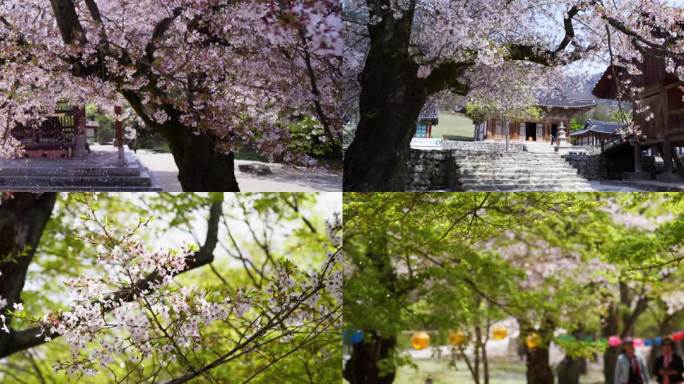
[
  {"xmin": 452, "ymin": 151, "xmax": 594, "ymax": 191},
  {"xmin": 0, "ymin": 149, "xmax": 161, "ymax": 192}
]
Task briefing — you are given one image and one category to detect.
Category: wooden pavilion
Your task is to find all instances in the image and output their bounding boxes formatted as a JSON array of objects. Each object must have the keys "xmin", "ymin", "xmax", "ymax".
[
  {"xmin": 570, "ymin": 119, "xmax": 624, "ymax": 147},
  {"xmin": 592, "ymin": 58, "xmax": 684, "ymax": 181}
]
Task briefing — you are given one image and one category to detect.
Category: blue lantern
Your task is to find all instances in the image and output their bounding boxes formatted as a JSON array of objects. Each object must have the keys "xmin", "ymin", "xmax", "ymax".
[
  {"xmin": 644, "ymin": 339, "xmax": 653, "ymax": 347},
  {"xmin": 655, "ymin": 336, "xmax": 663, "ymax": 346},
  {"xmin": 351, "ymin": 330, "xmax": 365, "ymax": 344},
  {"xmin": 343, "ymin": 329, "xmax": 365, "ymax": 344}
]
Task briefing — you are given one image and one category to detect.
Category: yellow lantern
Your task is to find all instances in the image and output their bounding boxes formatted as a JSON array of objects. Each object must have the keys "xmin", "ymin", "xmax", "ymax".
[
  {"xmin": 526, "ymin": 333, "xmax": 541, "ymax": 349},
  {"xmin": 492, "ymin": 326, "xmax": 508, "ymax": 340},
  {"xmin": 448, "ymin": 330, "xmax": 467, "ymax": 346},
  {"xmin": 411, "ymin": 331, "xmax": 431, "ymax": 350}
]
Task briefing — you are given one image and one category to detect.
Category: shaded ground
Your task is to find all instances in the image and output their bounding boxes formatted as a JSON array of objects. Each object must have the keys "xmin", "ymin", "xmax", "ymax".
[
  {"xmin": 136, "ymin": 151, "xmax": 341, "ymax": 192},
  {"xmin": 395, "ymin": 359, "xmax": 604, "ymax": 384}
]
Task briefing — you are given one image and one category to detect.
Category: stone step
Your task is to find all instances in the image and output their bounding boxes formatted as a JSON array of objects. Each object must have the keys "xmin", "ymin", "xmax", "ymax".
[
  {"xmin": 459, "ymin": 184, "xmax": 594, "ymax": 192},
  {"xmin": 460, "ymin": 180, "xmax": 592, "ymax": 186},
  {"xmin": 452, "ymin": 151, "xmax": 562, "ymax": 157},
  {"xmin": 457, "ymin": 169, "xmax": 580, "ymax": 175},
  {"xmin": 0, "ymin": 166, "xmax": 142, "ymax": 177},
  {"xmin": 457, "ymin": 168, "xmax": 580, "ymax": 175},
  {"xmin": 2, "ymin": 185, "xmax": 163, "ymax": 192},
  {"xmin": 452, "ymin": 158, "xmax": 569, "ymax": 164},
  {"xmin": 458, "ymin": 178, "xmax": 590, "ymax": 186},
  {"xmin": 0, "ymin": 175, "xmax": 153, "ymax": 188}
]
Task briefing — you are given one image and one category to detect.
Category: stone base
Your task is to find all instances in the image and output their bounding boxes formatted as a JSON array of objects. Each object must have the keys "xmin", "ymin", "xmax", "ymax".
[
  {"xmin": 656, "ymin": 172, "xmax": 683, "ymax": 183},
  {"xmin": 0, "ymin": 145, "xmax": 161, "ymax": 191},
  {"xmin": 623, "ymin": 171, "xmax": 652, "ymax": 181}
]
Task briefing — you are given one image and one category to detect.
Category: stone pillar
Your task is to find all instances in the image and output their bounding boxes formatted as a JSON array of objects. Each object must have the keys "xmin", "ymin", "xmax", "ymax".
[
  {"xmin": 115, "ymin": 106, "xmax": 127, "ymax": 166},
  {"xmin": 504, "ymin": 118, "xmax": 509, "ymax": 152},
  {"xmin": 557, "ymin": 122, "xmax": 568, "ymax": 146},
  {"xmin": 72, "ymin": 106, "xmax": 88, "ymax": 159}
]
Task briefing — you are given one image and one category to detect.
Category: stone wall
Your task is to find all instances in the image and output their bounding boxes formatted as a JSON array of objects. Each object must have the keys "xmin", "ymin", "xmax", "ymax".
[
  {"xmin": 406, "ymin": 149, "xmax": 453, "ymax": 191},
  {"xmin": 441, "ymin": 140, "xmax": 524, "ymax": 152},
  {"xmin": 562, "ymin": 153, "xmax": 602, "ymax": 180}
]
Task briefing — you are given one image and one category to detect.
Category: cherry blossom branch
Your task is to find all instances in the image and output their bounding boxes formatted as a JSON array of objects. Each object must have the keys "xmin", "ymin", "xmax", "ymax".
[{"xmin": 0, "ymin": 197, "xmax": 223, "ymax": 359}]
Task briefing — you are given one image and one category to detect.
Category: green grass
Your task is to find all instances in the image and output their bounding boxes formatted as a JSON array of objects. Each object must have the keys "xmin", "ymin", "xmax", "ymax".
[{"xmin": 432, "ymin": 112, "xmax": 475, "ymax": 140}]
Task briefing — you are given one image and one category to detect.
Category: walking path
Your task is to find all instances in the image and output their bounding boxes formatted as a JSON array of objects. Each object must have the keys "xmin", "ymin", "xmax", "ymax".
[{"xmin": 136, "ymin": 151, "xmax": 342, "ymax": 192}]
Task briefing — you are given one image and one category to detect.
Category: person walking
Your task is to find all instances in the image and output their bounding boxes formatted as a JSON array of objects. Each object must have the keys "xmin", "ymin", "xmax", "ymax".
[
  {"xmin": 653, "ymin": 338, "xmax": 684, "ymax": 384},
  {"xmin": 615, "ymin": 338, "xmax": 650, "ymax": 384}
]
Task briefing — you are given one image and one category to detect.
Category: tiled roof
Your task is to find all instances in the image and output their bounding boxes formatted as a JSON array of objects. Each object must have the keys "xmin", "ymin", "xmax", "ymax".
[
  {"xmin": 537, "ymin": 97, "xmax": 596, "ymax": 109},
  {"xmin": 570, "ymin": 119, "xmax": 624, "ymax": 136},
  {"xmin": 418, "ymin": 102, "xmax": 439, "ymax": 124}
]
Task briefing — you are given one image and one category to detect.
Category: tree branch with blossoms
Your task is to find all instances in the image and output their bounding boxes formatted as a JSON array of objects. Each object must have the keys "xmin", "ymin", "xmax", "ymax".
[
  {"xmin": 1, "ymin": 193, "xmax": 342, "ymax": 383},
  {"xmin": 0, "ymin": 195, "xmax": 223, "ymax": 359}
]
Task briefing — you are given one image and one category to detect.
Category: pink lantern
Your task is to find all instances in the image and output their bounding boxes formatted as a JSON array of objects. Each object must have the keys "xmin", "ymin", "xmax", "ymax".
[
  {"xmin": 634, "ymin": 338, "xmax": 644, "ymax": 347},
  {"xmin": 608, "ymin": 336, "xmax": 621, "ymax": 347}
]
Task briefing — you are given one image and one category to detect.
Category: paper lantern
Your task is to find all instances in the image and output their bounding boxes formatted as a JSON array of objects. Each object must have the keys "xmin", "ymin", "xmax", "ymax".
[
  {"xmin": 448, "ymin": 330, "xmax": 467, "ymax": 346},
  {"xmin": 492, "ymin": 327, "xmax": 508, "ymax": 340},
  {"xmin": 644, "ymin": 339, "xmax": 653, "ymax": 347},
  {"xmin": 634, "ymin": 338, "xmax": 644, "ymax": 347},
  {"xmin": 526, "ymin": 333, "xmax": 541, "ymax": 349},
  {"xmin": 673, "ymin": 332, "xmax": 684, "ymax": 342},
  {"xmin": 608, "ymin": 336, "xmax": 621, "ymax": 347},
  {"xmin": 655, "ymin": 337, "xmax": 663, "ymax": 346},
  {"xmin": 557, "ymin": 335, "xmax": 574, "ymax": 342},
  {"xmin": 343, "ymin": 329, "xmax": 365, "ymax": 344},
  {"xmin": 411, "ymin": 332, "xmax": 430, "ymax": 350},
  {"xmin": 351, "ymin": 330, "xmax": 364, "ymax": 344}
]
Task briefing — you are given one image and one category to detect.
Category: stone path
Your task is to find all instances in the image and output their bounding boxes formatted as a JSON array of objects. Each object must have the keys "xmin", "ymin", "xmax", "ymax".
[{"xmin": 136, "ymin": 151, "xmax": 342, "ymax": 192}]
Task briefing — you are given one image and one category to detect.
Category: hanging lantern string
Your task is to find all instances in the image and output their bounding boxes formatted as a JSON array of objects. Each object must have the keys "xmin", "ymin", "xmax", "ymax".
[{"xmin": 343, "ymin": 328, "xmax": 684, "ymax": 348}]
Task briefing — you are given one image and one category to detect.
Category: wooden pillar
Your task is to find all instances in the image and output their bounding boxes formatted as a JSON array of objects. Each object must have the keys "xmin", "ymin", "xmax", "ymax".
[
  {"xmin": 634, "ymin": 141, "xmax": 643, "ymax": 173},
  {"xmin": 657, "ymin": 137, "xmax": 681, "ymax": 182},
  {"xmin": 663, "ymin": 138, "xmax": 673, "ymax": 175}
]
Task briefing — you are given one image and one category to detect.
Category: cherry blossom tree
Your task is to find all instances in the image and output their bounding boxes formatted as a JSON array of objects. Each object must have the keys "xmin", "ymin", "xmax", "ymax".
[
  {"xmin": 0, "ymin": 192, "xmax": 342, "ymax": 383},
  {"xmin": 342, "ymin": 0, "xmax": 684, "ymax": 191},
  {"xmin": 343, "ymin": 192, "xmax": 684, "ymax": 384},
  {"xmin": 0, "ymin": 0, "xmax": 342, "ymax": 191}
]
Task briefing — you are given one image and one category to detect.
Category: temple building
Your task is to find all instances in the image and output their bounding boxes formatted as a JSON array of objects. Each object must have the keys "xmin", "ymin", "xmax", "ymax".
[
  {"xmin": 593, "ymin": 58, "xmax": 684, "ymax": 181},
  {"xmin": 473, "ymin": 99, "xmax": 596, "ymax": 142},
  {"xmin": 11, "ymin": 103, "xmax": 88, "ymax": 159},
  {"xmin": 570, "ymin": 120, "xmax": 624, "ymax": 147},
  {"xmin": 1, "ymin": 103, "xmax": 159, "ymax": 191},
  {"xmin": 414, "ymin": 102, "xmax": 439, "ymax": 138}
]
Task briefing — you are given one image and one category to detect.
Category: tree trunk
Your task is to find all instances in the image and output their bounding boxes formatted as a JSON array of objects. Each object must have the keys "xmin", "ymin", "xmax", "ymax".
[
  {"xmin": 557, "ymin": 356, "xmax": 583, "ymax": 384},
  {"xmin": 521, "ymin": 318, "xmax": 555, "ymax": 384},
  {"xmin": 603, "ymin": 302, "xmax": 620, "ymax": 384},
  {"xmin": 121, "ymin": 92, "xmax": 240, "ymax": 192},
  {"xmin": 526, "ymin": 344, "xmax": 554, "ymax": 384},
  {"xmin": 343, "ymin": 333, "xmax": 397, "ymax": 384},
  {"xmin": 166, "ymin": 126, "xmax": 240, "ymax": 192},
  {"xmin": 343, "ymin": 4, "xmax": 426, "ymax": 191},
  {"xmin": 0, "ymin": 193, "xmax": 57, "ymax": 358}
]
